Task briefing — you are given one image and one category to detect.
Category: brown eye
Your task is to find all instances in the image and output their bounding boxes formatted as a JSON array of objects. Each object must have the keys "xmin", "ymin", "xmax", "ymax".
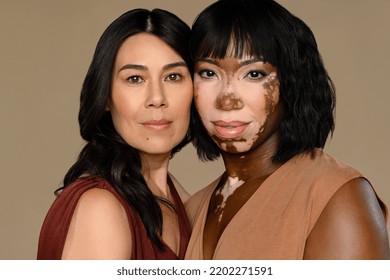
[
  {"xmin": 245, "ymin": 70, "xmax": 265, "ymax": 80},
  {"xmin": 126, "ymin": 75, "xmax": 144, "ymax": 84},
  {"xmin": 198, "ymin": 70, "xmax": 216, "ymax": 79},
  {"xmin": 165, "ymin": 73, "xmax": 182, "ymax": 82}
]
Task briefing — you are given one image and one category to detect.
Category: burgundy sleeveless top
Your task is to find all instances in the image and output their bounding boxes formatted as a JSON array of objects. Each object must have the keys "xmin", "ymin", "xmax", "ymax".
[{"xmin": 37, "ymin": 176, "xmax": 191, "ymax": 259}]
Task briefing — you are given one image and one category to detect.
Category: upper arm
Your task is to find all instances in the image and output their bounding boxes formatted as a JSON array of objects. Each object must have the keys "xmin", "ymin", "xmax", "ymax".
[
  {"xmin": 304, "ymin": 177, "xmax": 390, "ymax": 259},
  {"xmin": 62, "ymin": 188, "xmax": 132, "ymax": 259}
]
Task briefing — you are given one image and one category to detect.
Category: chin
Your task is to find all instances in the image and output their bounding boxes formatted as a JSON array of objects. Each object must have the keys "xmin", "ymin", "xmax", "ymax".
[
  {"xmin": 137, "ymin": 144, "xmax": 175, "ymax": 156},
  {"xmin": 218, "ymin": 140, "xmax": 255, "ymax": 154}
]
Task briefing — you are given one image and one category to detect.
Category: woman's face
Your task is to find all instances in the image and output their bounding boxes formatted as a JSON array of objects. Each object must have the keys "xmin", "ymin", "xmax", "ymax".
[
  {"xmin": 194, "ymin": 53, "xmax": 283, "ymax": 154},
  {"xmin": 109, "ymin": 33, "xmax": 193, "ymax": 157}
]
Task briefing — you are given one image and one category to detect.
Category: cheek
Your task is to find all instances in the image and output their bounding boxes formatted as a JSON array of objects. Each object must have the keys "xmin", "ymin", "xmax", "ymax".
[
  {"xmin": 194, "ymin": 83, "xmax": 214, "ymax": 119},
  {"xmin": 263, "ymin": 76, "xmax": 280, "ymax": 114},
  {"xmin": 177, "ymin": 83, "xmax": 193, "ymax": 103},
  {"xmin": 109, "ymin": 105, "xmax": 137, "ymax": 140},
  {"xmin": 239, "ymin": 83, "xmax": 269, "ymax": 121},
  {"xmin": 109, "ymin": 93, "xmax": 141, "ymax": 137},
  {"xmin": 169, "ymin": 85, "xmax": 193, "ymax": 134},
  {"xmin": 110, "ymin": 82, "xmax": 143, "ymax": 114},
  {"xmin": 244, "ymin": 76, "xmax": 280, "ymax": 121},
  {"xmin": 176, "ymin": 95, "xmax": 192, "ymax": 124},
  {"xmin": 110, "ymin": 95, "xmax": 138, "ymax": 122}
]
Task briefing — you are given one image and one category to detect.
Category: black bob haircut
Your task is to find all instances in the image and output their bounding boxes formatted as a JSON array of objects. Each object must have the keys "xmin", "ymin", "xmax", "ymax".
[{"xmin": 190, "ymin": 0, "xmax": 336, "ymax": 163}]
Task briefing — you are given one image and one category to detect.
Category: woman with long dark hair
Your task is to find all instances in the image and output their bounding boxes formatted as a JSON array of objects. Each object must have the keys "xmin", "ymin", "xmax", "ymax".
[
  {"xmin": 37, "ymin": 8, "xmax": 193, "ymax": 259},
  {"xmin": 185, "ymin": 0, "xmax": 390, "ymax": 259}
]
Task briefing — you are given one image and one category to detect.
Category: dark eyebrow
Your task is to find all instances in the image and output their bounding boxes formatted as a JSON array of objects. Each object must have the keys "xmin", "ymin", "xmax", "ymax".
[
  {"xmin": 195, "ymin": 58, "xmax": 264, "ymax": 67},
  {"xmin": 239, "ymin": 58, "xmax": 264, "ymax": 66},
  {"xmin": 118, "ymin": 64, "xmax": 148, "ymax": 73},
  {"xmin": 163, "ymin": 61, "xmax": 187, "ymax": 70},
  {"xmin": 118, "ymin": 62, "xmax": 187, "ymax": 73},
  {"xmin": 195, "ymin": 58, "xmax": 218, "ymax": 65}
]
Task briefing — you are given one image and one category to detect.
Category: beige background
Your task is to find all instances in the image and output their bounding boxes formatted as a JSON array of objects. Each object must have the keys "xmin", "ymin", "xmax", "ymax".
[{"xmin": 1, "ymin": 0, "xmax": 389, "ymax": 259}]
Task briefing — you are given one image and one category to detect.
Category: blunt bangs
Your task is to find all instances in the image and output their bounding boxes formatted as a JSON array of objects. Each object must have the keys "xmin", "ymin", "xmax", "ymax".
[{"xmin": 191, "ymin": 1, "xmax": 278, "ymax": 65}]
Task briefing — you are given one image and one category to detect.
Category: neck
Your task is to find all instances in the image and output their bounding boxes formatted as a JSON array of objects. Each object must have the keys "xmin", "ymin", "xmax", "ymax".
[
  {"xmin": 220, "ymin": 132, "xmax": 281, "ymax": 182},
  {"xmin": 141, "ymin": 153, "xmax": 171, "ymax": 197}
]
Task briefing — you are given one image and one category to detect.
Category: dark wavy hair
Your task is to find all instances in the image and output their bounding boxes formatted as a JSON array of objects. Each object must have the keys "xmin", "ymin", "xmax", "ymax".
[
  {"xmin": 190, "ymin": 0, "xmax": 335, "ymax": 163},
  {"xmin": 58, "ymin": 8, "xmax": 193, "ymax": 250}
]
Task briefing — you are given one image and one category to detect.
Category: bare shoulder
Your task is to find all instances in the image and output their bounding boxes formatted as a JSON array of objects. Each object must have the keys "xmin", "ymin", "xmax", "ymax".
[
  {"xmin": 74, "ymin": 187, "xmax": 127, "ymax": 221},
  {"xmin": 169, "ymin": 172, "xmax": 190, "ymax": 203},
  {"xmin": 62, "ymin": 187, "xmax": 132, "ymax": 259},
  {"xmin": 304, "ymin": 177, "xmax": 390, "ymax": 259}
]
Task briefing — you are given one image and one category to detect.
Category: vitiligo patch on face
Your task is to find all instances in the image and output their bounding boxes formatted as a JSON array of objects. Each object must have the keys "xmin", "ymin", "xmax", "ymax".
[
  {"xmin": 263, "ymin": 75, "xmax": 279, "ymax": 94},
  {"xmin": 212, "ymin": 122, "xmax": 265, "ymax": 154},
  {"xmin": 214, "ymin": 176, "xmax": 245, "ymax": 222},
  {"xmin": 215, "ymin": 92, "xmax": 243, "ymax": 110},
  {"xmin": 263, "ymin": 75, "xmax": 279, "ymax": 115},
  {"xmin": 212, "ymin": 135, "xmax": 247, "ymax": 153}
]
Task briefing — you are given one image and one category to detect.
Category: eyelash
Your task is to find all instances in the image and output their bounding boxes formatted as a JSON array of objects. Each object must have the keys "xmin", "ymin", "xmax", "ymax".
[
  {"xmin": 126, "ymin": 73, "xmax": 183, "ymax": 84},
  {"xmin": 244, "ymin": 70, "xmax": 267, "ymax": 80},
  {"xmin": 165, "ymin": 73, "xmax": 183, "ymax": 83},
  {"xmin": 197, "ymin": 69, "xmax": 217, "ymax": 79},
  {"xmin": 126, "ymin": 75, "xmax": 144, "ymax": 84},
  {"xmin": 197, "ymin": 69, "xmax": 267, "ymax": 80}
]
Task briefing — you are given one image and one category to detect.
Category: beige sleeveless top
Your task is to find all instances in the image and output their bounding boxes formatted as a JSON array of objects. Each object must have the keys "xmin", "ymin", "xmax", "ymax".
[{"xmin": 185, "ymin": 149, "xmax": 387, "ymax": 259}]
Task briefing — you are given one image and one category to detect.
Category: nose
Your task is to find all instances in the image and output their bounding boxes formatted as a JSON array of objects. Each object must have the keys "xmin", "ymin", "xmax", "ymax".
[
  {"xmin": 145, "ymin": 81, "xmax": 168, "ymax": 108},
  {"xmin": 215, "ymin": 81, "xmax": 243, "ymax": 110}
]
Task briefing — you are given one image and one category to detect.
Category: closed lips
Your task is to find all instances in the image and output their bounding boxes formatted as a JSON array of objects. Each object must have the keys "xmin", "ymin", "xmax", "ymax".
[
  {"xmin": 212, "ymin": 120, "xmax": 250, "ymax": 139},
  {"xmin": 141, "ymin": 119, "xmax": 172, "ymax": 131}
]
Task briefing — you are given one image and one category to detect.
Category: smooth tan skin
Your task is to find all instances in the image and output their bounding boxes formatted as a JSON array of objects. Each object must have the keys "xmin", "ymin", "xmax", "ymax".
[
  {"xmin": 194, "ymin": 52, "xmax": 390, "ymax": 260},
  {"xmin": 62, "ymin": 187, "xmax": 132, "ymax": 259},
  {"xmin": 304, "ymin": 178, "xmax": 390, "ymax": 259},
  {"xmin": 62, "ymin": 33, "xmax": 192, "ymax": 259}
]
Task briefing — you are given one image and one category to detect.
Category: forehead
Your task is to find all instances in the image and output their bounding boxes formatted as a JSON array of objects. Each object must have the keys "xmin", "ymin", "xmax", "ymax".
[{"xmin": 115, "ymin": 33, "xmax": 182, "ymax": 64}]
